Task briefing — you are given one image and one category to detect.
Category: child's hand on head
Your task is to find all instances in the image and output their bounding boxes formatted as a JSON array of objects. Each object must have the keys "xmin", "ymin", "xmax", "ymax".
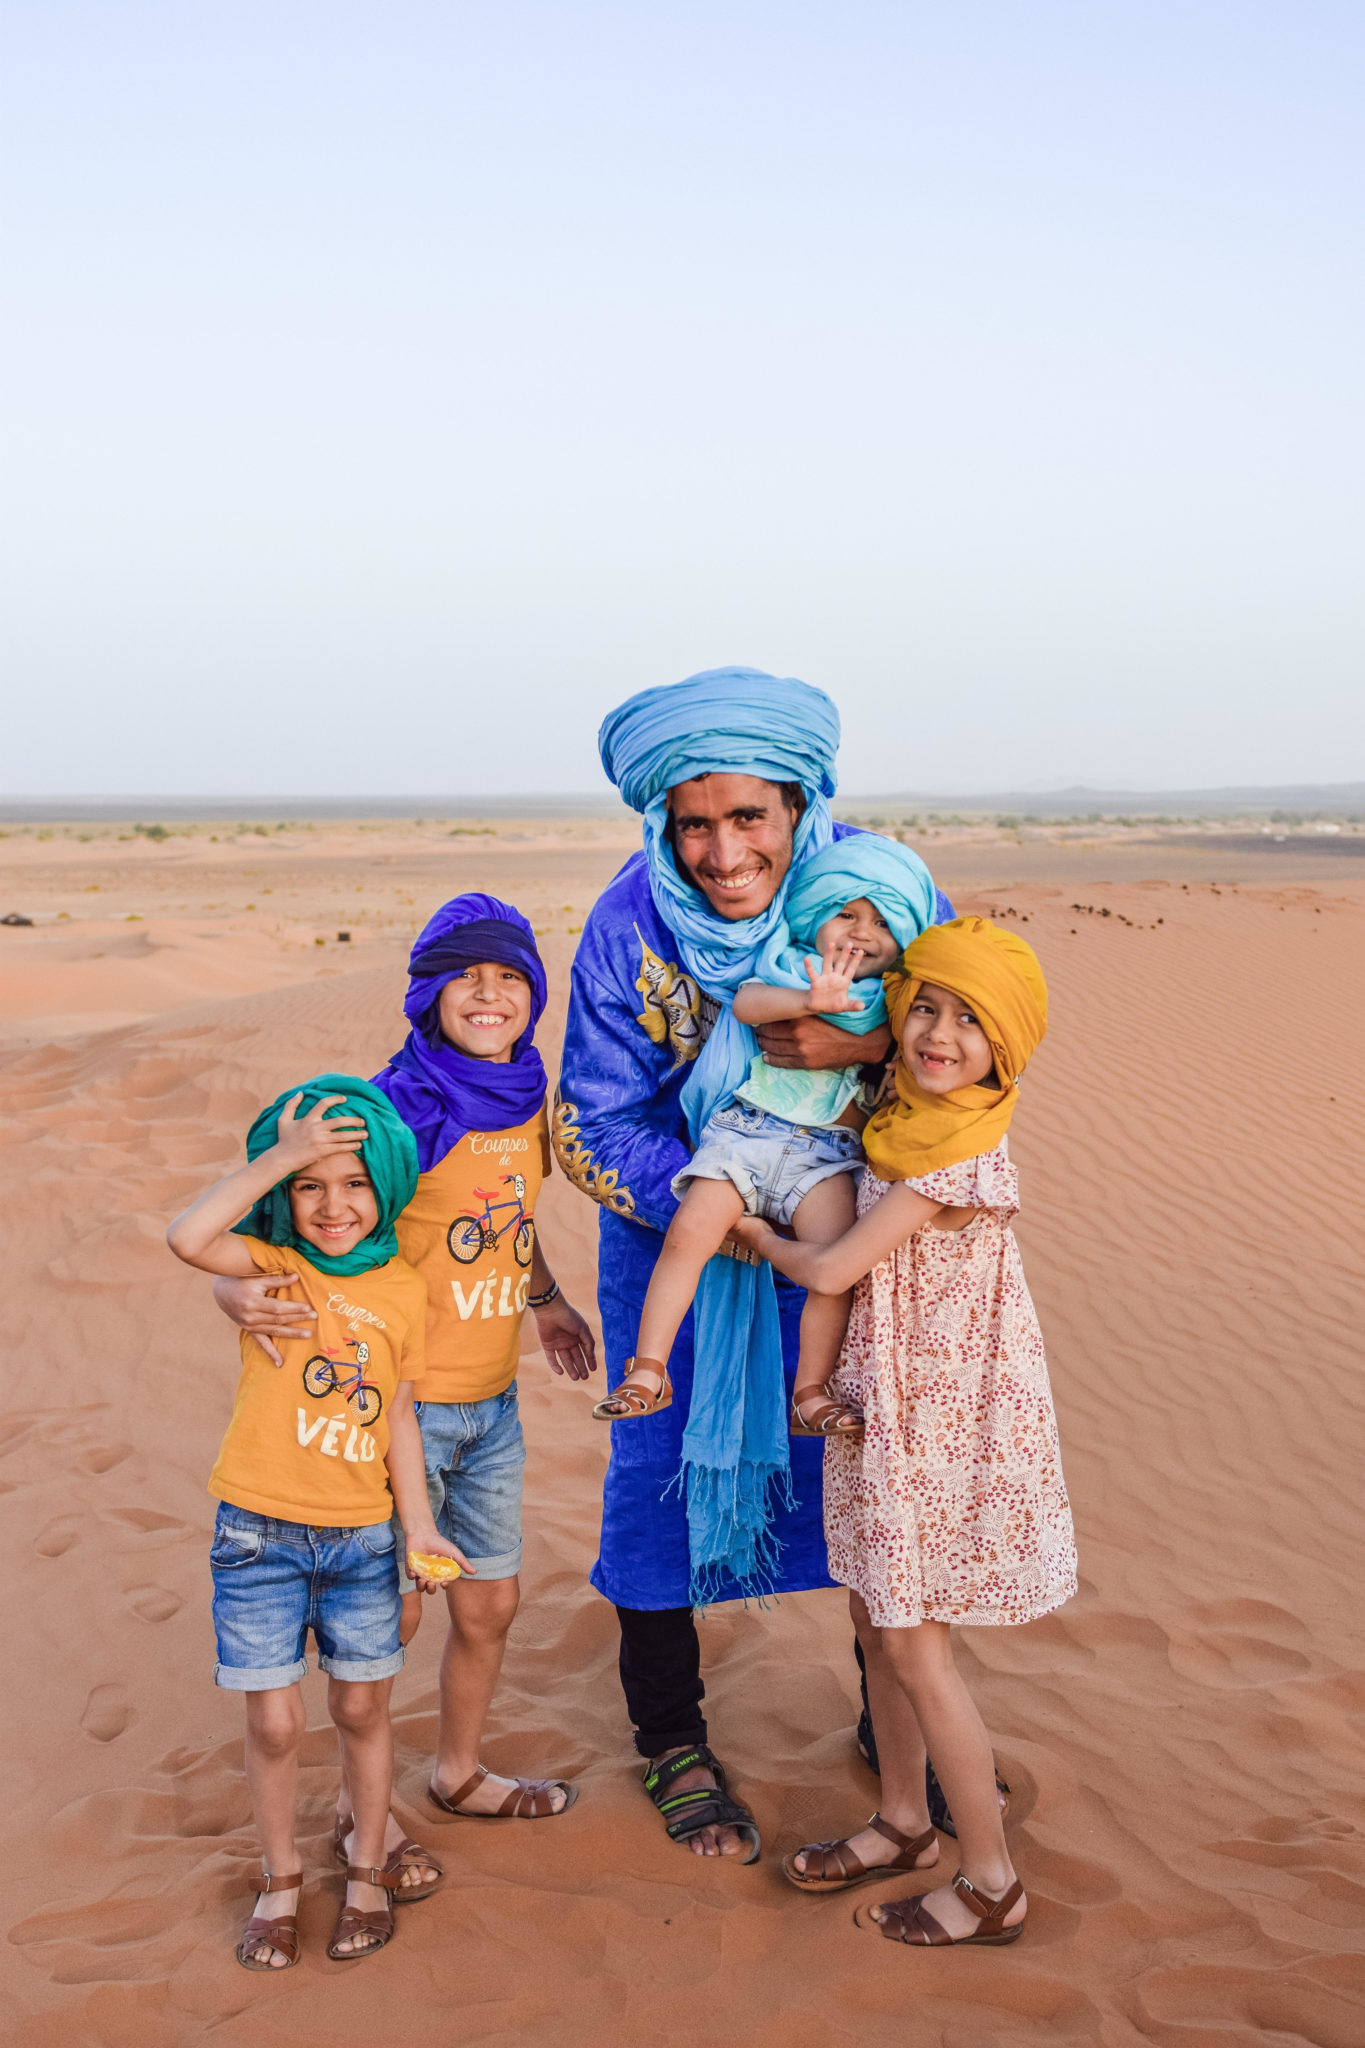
[
  {"xmin": 271, "ymin": 1092, "xmax": 369, "ymax": 1168},
  {"xmin": 803, "ymin": 939, "xmax": 868, "ymax": 1015}
]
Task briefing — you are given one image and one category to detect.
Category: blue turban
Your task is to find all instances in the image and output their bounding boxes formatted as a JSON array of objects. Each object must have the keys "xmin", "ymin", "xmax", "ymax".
[
  {"xmin": 598, "ymin": 665, "xmax": 850, "ymax": 1600},
  {"xmin": 598, "ymin": 666, "xmax": 840, "ymax": 814},
  {"xmin": 754, "ymin": 837, "xmax": 938, "ymax": 1036}
]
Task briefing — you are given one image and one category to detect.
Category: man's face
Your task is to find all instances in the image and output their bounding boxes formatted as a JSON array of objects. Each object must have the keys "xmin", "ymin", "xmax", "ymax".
[{"xmin": 668, "ymin": 773, "xmax": 799, "ymax": 922}]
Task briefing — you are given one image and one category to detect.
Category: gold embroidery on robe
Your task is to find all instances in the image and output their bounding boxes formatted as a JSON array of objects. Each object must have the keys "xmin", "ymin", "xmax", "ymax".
[
  {"xmin": 551, "ymin": 1095, "xmax": 637, "ymax": 1217},
  {"xmin": 633, "ymin": 927, "xmax": 718, "ymax": 1071}
]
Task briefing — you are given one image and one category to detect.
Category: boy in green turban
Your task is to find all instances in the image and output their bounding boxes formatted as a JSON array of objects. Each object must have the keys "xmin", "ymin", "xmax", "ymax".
[{"xmin": 167, "ymin": 1076, "xmax": 463, "ymax": 1971}]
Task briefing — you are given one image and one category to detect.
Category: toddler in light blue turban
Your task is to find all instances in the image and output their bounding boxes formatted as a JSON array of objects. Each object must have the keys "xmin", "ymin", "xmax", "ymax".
[{"xmin": 620, "ymin": 833, "xmax": 937, "ymax": 1440}]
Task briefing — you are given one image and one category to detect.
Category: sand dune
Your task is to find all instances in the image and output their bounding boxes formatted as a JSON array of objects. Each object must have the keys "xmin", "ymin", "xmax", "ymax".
[{"xmin": 2, "ymin": 832, "xmax": 1363, "ymax": 2047}]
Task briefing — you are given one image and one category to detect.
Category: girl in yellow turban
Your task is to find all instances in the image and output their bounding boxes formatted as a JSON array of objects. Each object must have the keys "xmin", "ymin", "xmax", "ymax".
[{"xmin": 730, "ymin": 917, "xmax": 1075, "ymax": 1951}]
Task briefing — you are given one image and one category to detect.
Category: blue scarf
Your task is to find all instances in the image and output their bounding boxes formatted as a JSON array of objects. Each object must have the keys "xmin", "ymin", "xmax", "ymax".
[
  {"xmin": 600, "ymin": 666, "xmax": 841, "ymax": 1601},
  {"xmin": 371, "ymin": 894, "xmax": 548, "ymax": 1173},
  {"xmin": 754, "ymin": 836, "xmax": 939, "ymax": 1034}
]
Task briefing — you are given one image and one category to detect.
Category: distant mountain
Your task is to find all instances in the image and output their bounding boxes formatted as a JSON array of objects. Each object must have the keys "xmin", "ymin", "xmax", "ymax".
[
  {"xmin": 0, "ymin": 794, "xmax": 631, "ymax": 823},
  {"xmin": 834, "ymin": 783, "xmax": 1365, "ymax": 818},
  {"xmin": 1, "ymin": 782, "xmax": 1362, "ymax": 824}
]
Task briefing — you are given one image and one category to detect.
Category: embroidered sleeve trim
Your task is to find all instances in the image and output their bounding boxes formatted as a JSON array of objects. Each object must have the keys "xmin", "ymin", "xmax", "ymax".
[{"xmin": 551, "ymin": 1094, "xmax": 637, "ymax": 1217}]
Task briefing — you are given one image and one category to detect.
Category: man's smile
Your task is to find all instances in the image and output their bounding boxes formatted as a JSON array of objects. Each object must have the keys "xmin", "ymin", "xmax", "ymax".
[{"xmin": 699, "ymin": 865, "xmax": 765, "ymax": 895}]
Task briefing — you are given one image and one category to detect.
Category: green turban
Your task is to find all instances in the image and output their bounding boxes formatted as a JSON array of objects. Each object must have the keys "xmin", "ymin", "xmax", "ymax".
[{"xmin": 233, "ymin": 1073, "xmax": 419, "ymax": 1276}]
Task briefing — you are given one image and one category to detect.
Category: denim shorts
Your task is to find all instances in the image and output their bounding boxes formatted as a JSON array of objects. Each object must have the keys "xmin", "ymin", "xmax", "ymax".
[
  {"xmin": 672, "ymin": 1101, "xmax": 865, "ymax": 1228},
  {"xmin": 395, "ymin": 1382, "xmax": 525, "ymax": 1593},
  {"xmin": 210, "ymin": 1503, "xmax": 403, "ymax": 1691}
]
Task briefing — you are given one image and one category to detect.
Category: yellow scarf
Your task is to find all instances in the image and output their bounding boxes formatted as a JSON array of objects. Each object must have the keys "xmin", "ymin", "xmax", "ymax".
[{"xmin": 862, "ymin": 916, "xmax": 1049, "ymax": 1181}]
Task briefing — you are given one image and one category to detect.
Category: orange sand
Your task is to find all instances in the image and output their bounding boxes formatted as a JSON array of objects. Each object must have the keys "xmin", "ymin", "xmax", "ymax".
[{"xmin": 2, "ymin": 826, "xmax": 1363, "ymax": 2047}]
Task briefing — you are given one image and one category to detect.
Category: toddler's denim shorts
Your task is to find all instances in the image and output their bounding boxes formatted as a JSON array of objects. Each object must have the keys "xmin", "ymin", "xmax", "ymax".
[
  {"xmin": 672, "ymin": 1101, "xmax": 865, "ymax": 1228},
  {"xmin": 395, "ymin": 1382, "xmax": 525, "ymax": 1593},
  {"xmin": 210, "ymin": 1502, "xmax": 403, "ymax": 1691}
]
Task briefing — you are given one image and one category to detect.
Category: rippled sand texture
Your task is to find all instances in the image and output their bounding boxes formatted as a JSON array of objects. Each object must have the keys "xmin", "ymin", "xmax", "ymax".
[{"xmin": 1, "ymin": 830, "xmax": 1362, "ymax": 2048}]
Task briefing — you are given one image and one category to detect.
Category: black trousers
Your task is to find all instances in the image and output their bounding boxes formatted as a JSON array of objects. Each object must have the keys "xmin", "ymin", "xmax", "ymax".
[
  {"xmin": 615, "ymin": 1604, "xmax": 707, "ymax": 1757},
  {"xmin": 614, "ymin": 1604, "xmax": 873, "ymax": 1762}
]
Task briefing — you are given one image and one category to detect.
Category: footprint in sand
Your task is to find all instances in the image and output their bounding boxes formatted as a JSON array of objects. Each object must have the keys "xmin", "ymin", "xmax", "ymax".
[
  {"xmin": 80, "ymin": 1441, "xmax": 134, "ymax": 1475},
  {"xmin": 1168, "ymin": 1597, "xmax": 1312, "ymax": 1689},
  {"xmin": 105, "ymin": 1506, "xmax": 189, "ymax": 1538},
  {"xmin": 35, "ymin": 1514, "xmax": 83, "ymax": 1558},
  {"xmin": 81, "ymin": 1685, "xmax": 136, "ymax": 1743},
  {"xmin": 126, "ymin": 1584, "xmax": 183, "ymax": 1623}
]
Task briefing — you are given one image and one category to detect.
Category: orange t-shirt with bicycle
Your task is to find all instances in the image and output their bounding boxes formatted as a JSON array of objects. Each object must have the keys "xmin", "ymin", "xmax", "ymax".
[
  {"xmin": 394, "ymin": 1110, "xmax": 551, "ymax": 1404},
  {"xmin": 208, "ymin": 1238, "xmax": 428, "ymax": 1527}
]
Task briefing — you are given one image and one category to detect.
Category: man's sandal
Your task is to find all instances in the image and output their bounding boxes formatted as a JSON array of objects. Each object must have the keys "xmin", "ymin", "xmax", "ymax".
[
  {"xmin": 236, "ymin": 1870, "xmax": 303, "ymax": 1972},
  {"xmin": 790, "ymin": 1386, "xmax": 864, "ymax": 1437},
  {"xmin": 593, "ymin": 1356, "xmax": 673, "ymax": 1421},
  {"xmin": 326, "ymin": 1862, "xmax": 402, "ymax": 1962},
  {"xmin": 854, "ymin": 1872, "xmax": 1026, "ymax": 1946},
  {"xmin": 642, "ymin": 1744, "xmax": 761, "ymax": 1864},
  {"xmin": 782, "ymin": 1812, "xmax": 938, "ymax": 1893},
  {"xmin": 428, "ymin": 1762, "xmax": 578, "ymax": 1819},
  {"xmin": 332, "ymin": 1811, "xmax": 443, "ymax": 1901}
]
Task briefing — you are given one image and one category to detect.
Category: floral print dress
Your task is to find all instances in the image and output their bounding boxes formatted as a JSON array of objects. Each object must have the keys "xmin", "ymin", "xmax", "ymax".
[{"xmin": 824, "ymin": 1139, "xmax": 1077, "ymax": 1629}]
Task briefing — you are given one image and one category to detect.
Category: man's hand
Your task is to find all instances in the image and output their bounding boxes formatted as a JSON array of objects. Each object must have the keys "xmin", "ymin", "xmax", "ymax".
[
  {"xmin": 212, "ymin": 1272, "xmax": 316, "ymax": 1368},
  {"xmin": 755, "ymin": 1016, "xmax": 893, "ymax": 1070},
  {"xmin": 533, "ymin": 1294, "xmax": 598, "ymax": 1380}
]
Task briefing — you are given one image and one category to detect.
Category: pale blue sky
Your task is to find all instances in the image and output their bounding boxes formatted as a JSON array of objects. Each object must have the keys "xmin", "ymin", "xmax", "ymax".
[{"xmin": 3, "ymin": 2, "xmax": 1362, "ymax": 796}]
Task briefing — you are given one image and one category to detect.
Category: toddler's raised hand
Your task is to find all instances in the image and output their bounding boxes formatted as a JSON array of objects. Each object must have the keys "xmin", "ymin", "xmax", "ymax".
[
  {"xmin": 272, "ymin": 1092, "xmax": 369, "ymax": 1166},
  {"xmin": 803, "ymin": 939, "xmax": 867, "ymax": 1015}
]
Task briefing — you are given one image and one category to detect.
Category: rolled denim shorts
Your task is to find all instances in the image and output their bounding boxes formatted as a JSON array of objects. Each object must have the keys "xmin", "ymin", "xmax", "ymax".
[
  {"xmin": 395, "ymin": 1382, "xmax": 525, "ymax": 1593},
  {"xmin": 210, "ymin": 1502, "xmax": 403, "ymax": 1690},
  {"xmin": 672, "ymin": 1101, "xmax": 865, "ymax": 1229}
]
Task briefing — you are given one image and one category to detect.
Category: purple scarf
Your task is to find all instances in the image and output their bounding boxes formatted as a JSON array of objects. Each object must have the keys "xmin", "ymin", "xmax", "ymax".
[{"xmin": 371, "ymin": 893, "xmax": 548, "ymax": 1172}]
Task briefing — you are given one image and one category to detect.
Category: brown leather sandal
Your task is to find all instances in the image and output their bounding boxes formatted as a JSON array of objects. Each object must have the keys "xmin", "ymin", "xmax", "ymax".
[
  {"xmin": 790, "ymin": 1385, "xmax": 865, "ymax": 1437},
  {"xmin": 428, "ymin": 1762, "xmax": 579, "ymax": 1819},
  {"xmin": 782, "ymin": 1812, "xmax": 937, "ymax": 1893},
  {"xmin": 236, "ymin": 1870, "xmax": 303, "ymax": 1971},
  {"xmin": 326, "ymin": 1862, "xmax": 401, "ymax": 1962},
  {"xmin": 592, "ymin": 1356, "xmax": 672, "ymax": 1421},
  {"xmin": 854, "ymin": 1871, "xmax": 1026, "ymax": 1946},
  {"xmin": 332, "ymin": 1812, "xmax": 443, "ymax": 1902}
]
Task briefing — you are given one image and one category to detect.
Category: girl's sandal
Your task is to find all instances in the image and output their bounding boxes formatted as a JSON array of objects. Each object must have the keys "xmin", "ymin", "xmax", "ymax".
[
  {"xmin": 428, "ymin": 1762, "xmax": 578, "ymax": 1819},
  {"xmin": 236, "ymin": 1870, "xmax": 303, "ymax": 1972},
  {"xmin": 592, "ymin": 1356, "xmax": 673, "ymax": 1422},
  {"xmin": 326, "ymin": 1862, "xmax": 401, "ymax": 1962},
  {"xmin": 332, "ymin": 1811, "xmax": 443, "ymax": 1902},
  {"xmin": 782, "ymin": 1813, "xmax": 937, "ymax": 1893},
  {"xmin": 790, "ymin": 1386, "xmax": 865, "ymax": 1437},
  {"xmin": 854, "ymin": 1872, "xmax": 1026, "ymax": 1947}
]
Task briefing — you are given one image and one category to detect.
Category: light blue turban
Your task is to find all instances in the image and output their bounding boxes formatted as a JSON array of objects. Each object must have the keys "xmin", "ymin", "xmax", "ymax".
[
  {"xmin": 597, "ymin": 664, "xmax": 844, "ymax": 1600},
  {"xmin": 598, "ymin": 666, "xmax": 840, "ymax": 814},
  {"xmin": 754, "ymin": 837, "xmax": 939, "ymax": 1036}
]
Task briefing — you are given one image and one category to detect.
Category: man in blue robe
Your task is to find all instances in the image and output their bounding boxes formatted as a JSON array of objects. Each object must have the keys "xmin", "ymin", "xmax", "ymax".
[{"xmin": 554, "ymin": 667, "xmax": 954, "ymax": 1858}]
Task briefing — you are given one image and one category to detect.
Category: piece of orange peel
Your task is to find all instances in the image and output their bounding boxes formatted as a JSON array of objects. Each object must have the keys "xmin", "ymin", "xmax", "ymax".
[{"xmin": 408, "ymin": 1549, "xmax": 462, "ymax": 1583}]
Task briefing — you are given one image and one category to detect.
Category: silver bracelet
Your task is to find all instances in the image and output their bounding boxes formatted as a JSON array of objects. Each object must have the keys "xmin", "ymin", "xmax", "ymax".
[{"xmin": 528, "ymin": 1280, "xmax": 560, "ymax": 1309}]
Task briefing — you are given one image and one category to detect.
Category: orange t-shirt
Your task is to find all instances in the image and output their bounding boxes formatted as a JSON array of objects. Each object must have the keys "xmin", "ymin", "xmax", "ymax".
[
  {"xmin": 395, "ymin": 1111, "xmax": 551, "ymax": 1404},
  {"xmin": 208, "ymin": 1238, "xmax": 427, "ymax": 1527}
]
